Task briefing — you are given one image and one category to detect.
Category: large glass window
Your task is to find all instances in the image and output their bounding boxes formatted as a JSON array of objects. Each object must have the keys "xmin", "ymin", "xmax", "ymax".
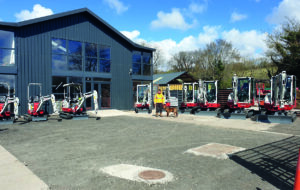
[
  {"xmin": 99, "ymin": 46, "xmax": 111, "ymax": 73},
  {"xmin": 52, "ymin": 38, "xmax": 112, "ymax": 73},
  {"xmin": 143, "ymin": 52, "xmax": 151, "ymax": 76},
  {"xmin": 68, "ymin": 40, "xmax": 82, "ymax": 71},
  {"xmin": 132, "ymin": 52, "xmax": 141, "ymax": 75},
  {"xmin": 52, "ymin": 38, "xmax": 67, "ymax": 71},
  {"xmin": 0, "ymin": 74, "xmax": 16, "ymax": 96},
  {"xmin": 0, "ymin": 30, "xmax": 15, "ymax": 66},
  {"xmin": 85, "ymin": 43, "xmax": 97, "ymax": 72}
]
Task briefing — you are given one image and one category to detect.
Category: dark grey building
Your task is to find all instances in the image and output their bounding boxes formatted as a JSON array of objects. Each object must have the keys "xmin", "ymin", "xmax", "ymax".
[{"xmin": 0, "ymin": 8, "xmax": 154, "ymax": 114}]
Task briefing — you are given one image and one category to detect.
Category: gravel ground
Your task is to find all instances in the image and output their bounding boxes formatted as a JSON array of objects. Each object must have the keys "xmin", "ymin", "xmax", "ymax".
[{"xmin": 0, "ymin": 114, "xmax": 299, "ymax": 190}]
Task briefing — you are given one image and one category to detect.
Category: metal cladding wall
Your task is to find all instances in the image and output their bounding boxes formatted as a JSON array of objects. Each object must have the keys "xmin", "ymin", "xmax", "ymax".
[{"xmin": 10, "ymin": 12, "xmax": 153, "ymax": 114}]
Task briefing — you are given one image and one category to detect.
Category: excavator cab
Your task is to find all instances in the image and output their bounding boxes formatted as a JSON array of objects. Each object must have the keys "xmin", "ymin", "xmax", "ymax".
[
  {"xmin": 134, "ymin": 84, "xmax": 152, "ymax": 114},
  {"xmin": 191, "ymin": 80, "xmax": 220, "ymax": 116},
  {"xmin": 255, "ymin": 71, "xmax": 297, "ymax": 123},
  {"xmin": 180, "ymin": 82, "xmax": 199, "ymax": 113}
]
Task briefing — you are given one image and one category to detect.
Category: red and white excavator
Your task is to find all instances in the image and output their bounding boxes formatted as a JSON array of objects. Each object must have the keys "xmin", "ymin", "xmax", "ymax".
[
  {"xmin": 179, "ymin": 82, "xmax": 199, "ymax": 113},
  {"xmin": 0, "ymin": 82, "xmax": 19, "ymax": 124},
  {"xmin": 221, "ymin": 74, "xmax": 256, "ymax": 119},
  {"xmin": 24, "ymin": 83, "xmax": 58, "ymax": 122},
  {"xmin": 254, "ymin": 71, "xmax": 297, "ymax": 123},
  {"xmin": 191, "ymin": 80, "xmax": 221, "ymax": 115},
  {"xmin": 255, "ymin": 79, "xmax": 271, "ymax": 107},
  {"xmin": 59, "ymin": 83, "xmax": 100, "ymax": 120},
  {"xmin": 134, "ymin": 84, "xmax": 152, "ymax": 114}
]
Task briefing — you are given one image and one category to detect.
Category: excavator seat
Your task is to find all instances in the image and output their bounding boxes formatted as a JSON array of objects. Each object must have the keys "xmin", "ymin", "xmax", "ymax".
[
  {"xmin": 33, "ymin": 96, "xmax": 40, "ymax": 102},
  {"xmin": 0, "ymin": 96, "xmax": 6, "ymax": 103}
]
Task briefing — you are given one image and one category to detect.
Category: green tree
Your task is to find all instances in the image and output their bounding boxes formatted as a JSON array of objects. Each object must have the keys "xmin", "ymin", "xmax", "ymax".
[
  {"xmin": 197, "ymin": 39, "xmax": 240, "ymax": 87},
  {"xmin": 267, "ymin": 19, "xmax": 300, "ymax": 84},
  {"xmin": 169, "ymin": 51, "xmax": 195, "ymax": 73}
]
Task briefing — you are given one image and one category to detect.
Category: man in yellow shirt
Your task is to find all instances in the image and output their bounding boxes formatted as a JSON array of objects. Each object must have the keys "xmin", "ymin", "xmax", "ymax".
[{"xmin": 154, "ymin": 89, "xmax": 165, "ymax": 117}]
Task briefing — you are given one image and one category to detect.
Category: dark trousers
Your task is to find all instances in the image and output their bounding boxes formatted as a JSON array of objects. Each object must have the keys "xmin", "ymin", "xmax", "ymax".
[{"xmin": 156, "ymin": 103, "xmax": 163, "ymax": 113}]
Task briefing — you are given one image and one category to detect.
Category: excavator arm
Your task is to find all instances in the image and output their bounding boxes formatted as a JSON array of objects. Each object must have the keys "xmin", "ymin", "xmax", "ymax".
[{"xmin": 75, "ymin": 90, "xmax": 99, "ymax": 114}]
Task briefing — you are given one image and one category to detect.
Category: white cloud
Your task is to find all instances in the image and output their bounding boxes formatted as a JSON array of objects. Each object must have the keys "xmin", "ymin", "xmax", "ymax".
[
  {"xmin": 222, "ymin": 29, "xmax": 268, "ymax": 58},
  {"xmin": 188, "ymin": 2, "xmax": 206, "ymax": 14},
  {"xmin": 121, "ymin": 30, "xmax": 140, "ymax": 40},
  {"xmin": 230, "ymin": 12, "xmax": 248, "ymax": 23},
  {"xmin": 197, "ymin": 25, "xmax": 220, "ymax": 45},
  {"xmin": 122, "ymin": 26, "xmax": 267, "ymax": 70},
  {"xmin": 103, "ymin": 0, "xmax": 128, "ymax": 14},
  {"xmin": 151, "ymin": 8, "xmax": 197, "ymax": 30},
  {"xmin": 15, "ymin": 4, "xmax": 53, "ymax": 22},
  {"xmin": 267, "ymin": 0, "xmax": 300, "ymax": 24}
]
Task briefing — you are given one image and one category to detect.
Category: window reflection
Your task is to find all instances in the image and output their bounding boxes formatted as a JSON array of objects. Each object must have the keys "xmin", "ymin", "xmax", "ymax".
[
  {"xmin": 143, "ymin": 53, "xmax": 151, "ymax": 64},
  {"xmin": 0, "ymin": 30, "xmax": 15, "ymax": 66},
  {"xmin": 132, "ymin": 52, "xmax": 141, "ymax": 63},
  {"xmin": 68, "ymin": 40, "xmax": 82, "ymax": 55},
  {"xmin": 0, "ymin": 49, "xmax": 15, "ymax": 66},
  {"xmin": 100, "ymin": 46, "xmax": 111, "ymax": 59},
  {"xmin": 132, "ymin": 52, "xmax": 142, "ymax": 75},
  {"xmin": 0, "ymin": 30, "xmax": 14, "ymax": 48},
  {"xmin": 52, "ymin": 55, "xmax": 67, "ymax": 71},
  {"xmin": 99, "ymin": 46, "xmax": 111, "ymax": 73},
  {"xmin": 85, "ymin": 58, "xmax": 97, "ymax": 72},
  {"xmin": 99, "ymin": 59, "xmax": 110, "ymax": 72},
  {"xmin": 143, "ymin": 64, "xmax": 151, "ymax": 76},
  {"xmin": 0, "ymin": 74, "xmax": 15, "ymax": 96},
  {"xmin": 85, "ymin": 43, "xmax": 97, "ymax": 57},
  {"xmin": 68, "ymin": 56, "xmax": 82, "ymax": 71},
  {"xmin": 51, "ymin": 38, "xmax": 111, "ymax": 73},
  {"xmin": 51, "ymin": 38, "xmax": 66, "ymax": 54},
  {"xmin": 132, "ymin": 63, "xmax": 141, "ymax": 75}
]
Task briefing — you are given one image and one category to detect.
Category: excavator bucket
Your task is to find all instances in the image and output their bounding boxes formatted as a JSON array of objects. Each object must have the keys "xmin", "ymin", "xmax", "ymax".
[
  {"xmin": 31, "ymin": 116, "xmax": 48, "ymax": 122},
  {"xmin": 255, "ymin": 113, "xmax": 297, "ymax": 124}
]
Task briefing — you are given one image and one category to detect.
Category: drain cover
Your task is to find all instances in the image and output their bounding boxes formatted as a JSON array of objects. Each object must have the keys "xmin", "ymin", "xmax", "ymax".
[{"xmin": 138, "ymin": 170, "xmax": 166, "ymax": 180}]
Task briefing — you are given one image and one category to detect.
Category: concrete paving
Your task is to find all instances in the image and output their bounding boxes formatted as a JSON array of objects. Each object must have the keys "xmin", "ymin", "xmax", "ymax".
[
  {"xmin": 0, "ymin": 110, "xmax": 299, "ymax": 189},
  {"xmin": 0, "ymin": 145, "xmax": 48, "ymax": 190}
]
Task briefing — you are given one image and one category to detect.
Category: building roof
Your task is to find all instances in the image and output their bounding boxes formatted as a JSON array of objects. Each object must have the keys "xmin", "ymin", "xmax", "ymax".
[
  {"xmin": 0, "ymin": 8, "xmax": 155, "ymax": 52},
  {"xmin": 153, "ymin": 71, "xmax": 196, "ymax": 85}
]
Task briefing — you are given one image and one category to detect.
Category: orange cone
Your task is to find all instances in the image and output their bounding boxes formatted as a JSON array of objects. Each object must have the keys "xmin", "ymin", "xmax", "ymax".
[{"xmin": 294, "ymin": 148, "xmax": 300, "ymax": 190}]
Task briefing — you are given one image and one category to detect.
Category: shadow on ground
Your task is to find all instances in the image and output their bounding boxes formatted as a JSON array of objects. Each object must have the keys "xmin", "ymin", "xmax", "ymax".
[{"xmin": 230, "ymin": 136, "xmax": 300, "ymax": 190}]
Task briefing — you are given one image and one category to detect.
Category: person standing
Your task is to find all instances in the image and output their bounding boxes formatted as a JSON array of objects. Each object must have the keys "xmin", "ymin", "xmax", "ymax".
[{"xmin": 154, "ymin": 89, "xmax": 165, "ymax": 117}]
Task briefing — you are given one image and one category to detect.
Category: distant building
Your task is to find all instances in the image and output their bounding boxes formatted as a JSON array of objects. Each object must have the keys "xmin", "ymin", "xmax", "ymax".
[
  {"xmin": 153, "ymin": 71, "xmax": 197, "ymax": 102},
  {"xmin": 0, "ymin": 8, "xmax": 155, "ymax": 114}
]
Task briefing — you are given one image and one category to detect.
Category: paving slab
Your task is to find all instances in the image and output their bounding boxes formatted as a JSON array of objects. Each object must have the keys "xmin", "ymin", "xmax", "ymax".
[{"xmin": 0, "ymin": 145, "xmax": 48, "ymax": 190}]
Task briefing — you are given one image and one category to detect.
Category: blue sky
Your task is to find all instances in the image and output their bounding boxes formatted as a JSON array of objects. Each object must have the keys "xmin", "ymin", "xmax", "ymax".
[{"xmin": 1, "ymin": 0, "xmax": 300, "ymax": 64}]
